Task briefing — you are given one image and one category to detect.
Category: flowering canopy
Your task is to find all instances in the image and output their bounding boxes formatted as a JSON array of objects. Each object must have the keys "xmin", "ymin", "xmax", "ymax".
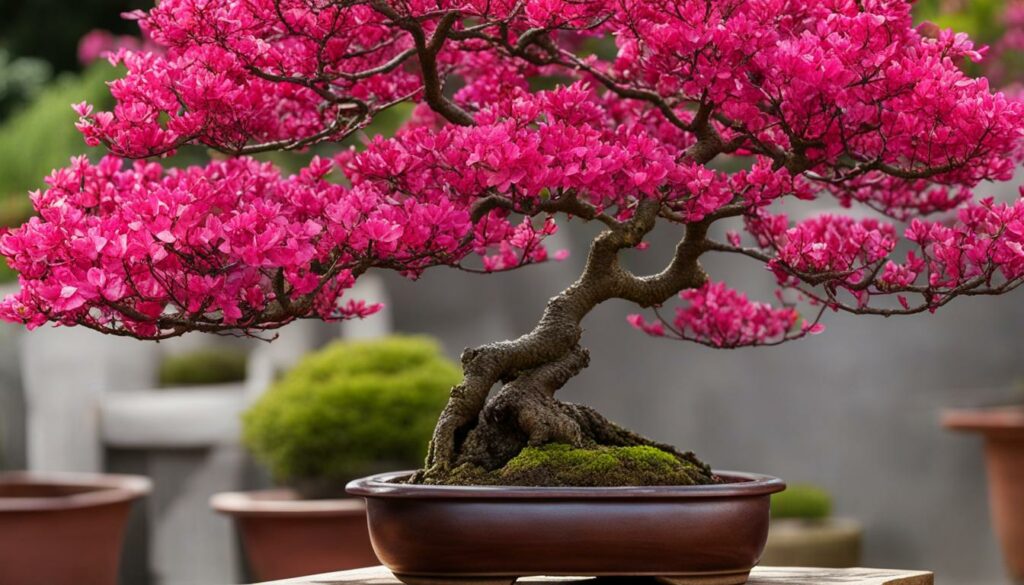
[{"xmin": 4, "ymin": 0, "xmax": 1024, "ymax": 347}]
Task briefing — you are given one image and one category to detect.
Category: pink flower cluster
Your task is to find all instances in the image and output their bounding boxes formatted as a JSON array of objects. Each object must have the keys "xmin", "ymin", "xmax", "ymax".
[
  {"xmin": 894, "ymin": 198, "xmax": 1024, "ymax": 288},
  {"xmin": 754, "ymin": 214, "xmax": 898, "ymax": 283},
  {"xmin": 349, "ymin": 84, "xmax": 750, "ymax": 219},
  {"xmin": 729, "ymin": 197, "xmax": 1024, "ymax": 314},
  {"xmin": 0, "ymin": 153, "xmax": 527, "ymax": 336},
  {"xmin": 628, "ymin": 283, "xmax": 823, "ymax": 348},
  {"xmin": 74, "ymin": 2, "xmax": 421, "ymax": 157},
  {"xmin": 612, "ymin": 0, "xmax": 1022, "ymax": 181},
  {"xmin": 5, "ymin": 0, "xmax": 1024, "ymax": 345}
]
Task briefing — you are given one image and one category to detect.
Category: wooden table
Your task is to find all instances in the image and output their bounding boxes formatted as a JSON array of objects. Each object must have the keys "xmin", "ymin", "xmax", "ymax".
[{"xmin": 256, "ymin": 566, "xmax": 933, "ymax": 585}]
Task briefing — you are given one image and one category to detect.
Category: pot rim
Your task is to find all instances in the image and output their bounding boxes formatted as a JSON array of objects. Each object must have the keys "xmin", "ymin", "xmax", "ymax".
[
  {"xmin": 0, "ymin": 471, "xmax": 151, "ymax": 512},
  {"xmin": 210, "ymin": 488, "xmax": 367, "ymax": 518},
  {"xmin": 347, "ymin": 470, "xmax": 785, "ymax": 499},
  {"xmin": 943, "ymin": 405, "xmax": 1024, "ymax": 433}
]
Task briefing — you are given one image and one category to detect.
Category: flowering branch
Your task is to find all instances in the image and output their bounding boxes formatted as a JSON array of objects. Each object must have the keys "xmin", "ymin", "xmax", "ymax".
[{"xmin": 4, "ymin": 0, "xmax": 1024, "ymax": 469}]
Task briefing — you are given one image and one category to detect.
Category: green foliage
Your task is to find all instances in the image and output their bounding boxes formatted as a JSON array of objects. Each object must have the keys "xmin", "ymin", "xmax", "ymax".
[
  {"xmin": 444, "ymin": 443, "xmax": 708, "ymax": 487},
  {"xmin": 0, "ymin": 50, "xmax": 52, "ymax": 118},
  {"xmin": 243, "ymin": 336, "xmax": 460, "ymax": 489},
  {"xmin": 158, "ymin": 347, "xmax": 249, "ymax": 388},
  {"xmin": 914, "ymin": 0, "xmax": 1005, "ymax": 42},
  {"xmin": 0, "ymin": 62, "xmax": 115, "ymax": 203},
  {"xmin": 771, "ymin": 484, "xmax": 833, "ymax": 520}
]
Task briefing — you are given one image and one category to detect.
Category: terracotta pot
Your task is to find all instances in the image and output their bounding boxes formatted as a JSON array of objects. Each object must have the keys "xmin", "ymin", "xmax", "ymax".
[
  {"xmin": 210, "ymin": 489, "xmax": 379, "ymax": 581},
  {"xmin": 0, "ymin": 471, "xmax": 151, "ymax": 585},
  {"xmin": 759, "ymin": 518, "xmax": 862, "ymax": 567},
  {"xmin": 347, "ymin": 470, "xmax": 785, "ymax": 585},
  {"xmin": 944, "ymin": 406, "xmax": 1024, "ymax": 581}
]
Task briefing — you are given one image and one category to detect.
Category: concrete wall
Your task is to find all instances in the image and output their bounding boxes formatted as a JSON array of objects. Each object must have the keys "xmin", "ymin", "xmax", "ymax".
[
  {"xmin": 384, "ymin": 211, "xmax": 1024, "ymax": 585},
  {"xmin": 0, "ymin": 324, "xmax": 24, "ymax": 470}
]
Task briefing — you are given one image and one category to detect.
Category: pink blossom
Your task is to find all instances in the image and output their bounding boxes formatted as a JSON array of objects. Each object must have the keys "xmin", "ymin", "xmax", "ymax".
[
  {"xmin": 629, "ymin": 282, "xmax": 807, "ymax": 348},
  {"xmin": 5, "ymin": 0, "xmax": 1024, "ymax": 344}
]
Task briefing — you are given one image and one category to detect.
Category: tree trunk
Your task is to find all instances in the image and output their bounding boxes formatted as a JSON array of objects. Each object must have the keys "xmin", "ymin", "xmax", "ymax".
[{"xmin": 413, "ymin": 200, "xmax": 715, "ymax": 485}]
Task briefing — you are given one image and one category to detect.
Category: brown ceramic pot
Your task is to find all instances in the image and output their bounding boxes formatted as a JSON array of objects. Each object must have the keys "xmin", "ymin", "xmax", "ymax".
[
  {"xmin": 210, "ymin": 489, "xmax": 379, "ymax": 581},
  {"xmin": 0, "ymin": 471, "xmax": 151, "ymax": 585},
  {"xmin": 347, "ymin": 470, "xmax": 785, "ymax": 585},
  {"xmin": 944, "ymin": 406, "xmax": 1024, "ymax": 581}
]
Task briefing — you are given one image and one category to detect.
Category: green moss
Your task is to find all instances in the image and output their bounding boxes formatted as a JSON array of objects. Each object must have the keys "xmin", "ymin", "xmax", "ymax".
[
  {"xmin": 771, "ymin": 484, "xmax": 832, "ymax": 519},
  {"xmin": 243, "ymin": 336, "xmax": 460, "ymax": 493},
  {"xmin": 158, "ymin": 348, "xmax": 249, "ymax": 387},
  {"xmin": 444, "ymin": 444, "xmax": 709, "ymax": 487}
]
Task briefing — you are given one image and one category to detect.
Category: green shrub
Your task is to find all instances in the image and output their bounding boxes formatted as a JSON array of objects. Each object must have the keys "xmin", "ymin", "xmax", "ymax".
[
  {"xmin": 913, "ymin": 0, "xmax": 1004, "ymax": 43},
  {"xmin": 158, "ymin": 347, "xmax": 249, "ymax": 387},
  {"xmin": 243, "ymin": 336, "xmax": 459, "ymax": 494},
  {"xmin": 771, "ymin": 484, "xmax": 833, "ymax": 520},
  {"xmin": 0, "ymin": 62, "xmax": 116, "ymax": 205}
]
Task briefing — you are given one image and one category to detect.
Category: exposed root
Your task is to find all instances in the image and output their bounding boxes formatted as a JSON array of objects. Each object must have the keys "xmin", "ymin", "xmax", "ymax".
[{"xmin": 414, "ymin": 381, "xmax": 716, "ymax": 486}]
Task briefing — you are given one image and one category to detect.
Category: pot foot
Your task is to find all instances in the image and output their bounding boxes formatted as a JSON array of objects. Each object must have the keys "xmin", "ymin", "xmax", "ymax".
[
  {"xmin": 656, "ymin": 571, "xmax": 750, "ymax": 585},
  {"xmin": 393, "ymin": 575, "xmax": 517, "ymax": 585}
]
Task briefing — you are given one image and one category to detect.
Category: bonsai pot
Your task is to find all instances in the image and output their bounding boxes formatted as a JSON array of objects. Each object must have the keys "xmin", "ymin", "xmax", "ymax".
[
  {"xmin": 944, "ymin": 406, "xmax": 1024, "ymax": 581},
  {"xmin": 210, "ymin": 489, "xmax": 379, "ymax": 581},
  {"xmin": 347, "ymin": 470, "xmax": 785, "ymax": 585},
  {"xmin": 759, "ymin": 517, "xmax": 862, "ymax": 567},
  {"xmin": 0, "ymin": 471, "xmax": 151, "ymax": 585}
]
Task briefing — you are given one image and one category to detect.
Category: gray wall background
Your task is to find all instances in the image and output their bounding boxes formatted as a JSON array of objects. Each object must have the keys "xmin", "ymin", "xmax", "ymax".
[{"xmin": 384, "ymin": 205, "xmax": 1024, "ymax": 585}]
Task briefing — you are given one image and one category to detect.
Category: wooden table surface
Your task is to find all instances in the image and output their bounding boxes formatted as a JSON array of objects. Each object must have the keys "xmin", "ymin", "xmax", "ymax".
[{"xmin": 257, "ymin": 566, "xmax": 933, "ymax": 585}]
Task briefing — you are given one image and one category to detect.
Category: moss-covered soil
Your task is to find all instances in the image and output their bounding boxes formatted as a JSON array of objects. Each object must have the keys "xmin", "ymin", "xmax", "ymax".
[{"xmin": 437, "ymin": 443, "xmax": 716, "ymax": 487}]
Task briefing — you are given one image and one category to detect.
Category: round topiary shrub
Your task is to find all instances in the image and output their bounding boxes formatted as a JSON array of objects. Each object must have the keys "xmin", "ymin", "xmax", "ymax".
[
  {"xmin": 242, "ymin": 335, "xmax": 460, "ymax": 498},
  {"xmin": 770, "ymin": 484, "xmax": 832, "ymax": 520}
]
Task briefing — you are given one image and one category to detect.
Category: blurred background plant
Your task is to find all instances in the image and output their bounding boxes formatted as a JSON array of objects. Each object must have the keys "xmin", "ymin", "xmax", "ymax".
[
  {"xmin": 915, "ymin": 0, "xmax": 1004, "ymax": 41},
  {"xmin": 915, "ymin": 0, "xmax": 1024, "ymax": 85},
  {"xmin": 0, "ymin": 50, "xmax": 51, "ymax": 119},
  {"xmin": 242, "ymin": 336, "xmax": 460, "ymax": 498},
  {"xmin": 158, "ymin": 348, "xmax": 249, "ymax": 388},
  {"xmin": 771, "ymin": 484, "xmax": 833, "ymax": 521},
  {"xmin": 0, "ymin": 62, "xmax": 115, "ymax": 282},
  {"xmin": 763, "ymin": 484, "xmax": 863, "ymax": 568}
]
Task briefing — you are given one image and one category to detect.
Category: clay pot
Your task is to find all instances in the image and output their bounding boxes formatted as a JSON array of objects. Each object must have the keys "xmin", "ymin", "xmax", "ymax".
[
  {"xmin": 210, "ymin": 489, "xmax": 379, "ymax": 581},
  {"xmin": 759, "ymin": 518, "xmax": 862, "ymax": 567},
  {"xmin": 944, "ymin": 406, "xmax": 1024, "ymax": 581},
  {"xmin": 347, "ymin": 470, "xmax": 785, "ymax": 585},
  {"xmin": 0, "ymin": 471, "xmax": 151, "ymax": 585}
]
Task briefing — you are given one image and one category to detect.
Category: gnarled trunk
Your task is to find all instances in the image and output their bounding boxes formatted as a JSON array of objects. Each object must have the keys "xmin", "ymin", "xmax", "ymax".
[{"xmin": 415, "ymin": 199, "xmax": 715, "ymax": 484}]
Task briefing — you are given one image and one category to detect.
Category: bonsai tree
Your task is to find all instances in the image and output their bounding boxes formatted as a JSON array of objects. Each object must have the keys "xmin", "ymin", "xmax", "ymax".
[
  {"xmin": 243, "ymin": 336, "xmax": 459, "ymax": 496},
  {"xmin": 3, "ymin": 0, "xmax": 1024, "ymax": 486}
]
